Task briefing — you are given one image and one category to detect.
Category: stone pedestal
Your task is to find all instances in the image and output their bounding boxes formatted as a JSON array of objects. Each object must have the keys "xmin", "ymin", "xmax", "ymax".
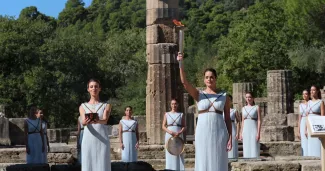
[
  {"xmin": 9, "ymin": 118, "xmax": 25, "ymax": 145},
  {"xmin": 146, "ymin": 0, "xmax": 182, "ymax": 144},
  {"xmin": 0, "ymin": 117, "xmax": 10, "ymax": 145},
  {"xmin": 261, "ymin": 70, "xmax": 294, "ymax": 141},
  {"xmin": 232, "ymin": 82, "xmax": 254, "ymax": 113}
]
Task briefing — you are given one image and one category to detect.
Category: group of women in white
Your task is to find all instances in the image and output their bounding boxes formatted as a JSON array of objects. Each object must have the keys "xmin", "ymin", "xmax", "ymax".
[
  {"xmin": 298, "ymin": 85, "xmax": 325, "ymax": 157},
  {"xmin": 26, "ymin": 53, "xmax": 322, "ymax": 171}
]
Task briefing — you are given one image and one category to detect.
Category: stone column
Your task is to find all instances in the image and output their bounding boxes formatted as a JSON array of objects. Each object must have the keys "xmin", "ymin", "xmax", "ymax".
[
  {"xmin": 146, "ymin": 0, "xmax": 182, "ymax": 144},
  {"xmin": 232, "ymin": 83, "xmax": 254, "ymax": 112},
  {"xmin": 261, "ymin": 70, "xmax": 294, "ymax": 141}
]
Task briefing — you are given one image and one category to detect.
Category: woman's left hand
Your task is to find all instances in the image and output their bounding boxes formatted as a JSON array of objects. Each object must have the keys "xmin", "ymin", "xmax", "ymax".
[
  {"xmin": 135, "ymin": 142, "xmax": 139, "ymax": 149},
  {"xmin": 256, "ymin": 134, "xmax": 260, "ymax": 141},
  {"xmin": 227, "ymin": 138, "xmax": 232, "ymax": 152}
]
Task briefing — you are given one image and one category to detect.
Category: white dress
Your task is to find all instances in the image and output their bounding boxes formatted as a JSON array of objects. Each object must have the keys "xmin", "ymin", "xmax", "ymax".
[
  {"xmin": 307, "ymin": 100, "xmax": 322, "ymax": 157},
  {"xmin": 299, "ymin": 103, "xmax": 308, "ymax": 156},
  {"xmin": 242, "ymin": 105, "xmax": 260, "ymax": 158},
  {"xmin": 26, "ymin": 118, "xmax": 45, "ymax": 164},
  {"xmin": 41, "ymin": 120, "xmax": 48, "ymax": 163},
  {"xmin": 81, "ymin": 102, "xmax": 111, "ymax": 171},
  {"xmin": 120, "ymin": 119, "xmax": 138, "ymax": 162},
  {"xmin": 164, "ymin": 112, "xmax": 185, "ymax": 170},
  {"xmin": 195, "ymin": 91, "xmax": 228, "ymax": 171},
  {"xmin": 228, "ymin": 108, "xmax": 238, "ymax": 158}
]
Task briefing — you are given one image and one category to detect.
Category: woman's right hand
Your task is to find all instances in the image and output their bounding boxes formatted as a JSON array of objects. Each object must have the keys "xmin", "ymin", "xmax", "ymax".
[
  {"xmin": 82, "ymin": 117, "xmax": 91, "ymax": 125},
  {"xmin": 177, "ymin": 52, "xmax": 183, "ymax": 61},
  {"xmin": 297, "ymin": 134, "xmax": 301, "ymax": 140},
  {"xmin": 305, "ymin": 130, "xmax": 308, "ymax": 138},
  {"xmin": 120, "ymin": 143, "xmax": 125, "ymax": 150},
  {"xmin": 240, "ymin": 134, "xmax": 243, "ymax": 141}
]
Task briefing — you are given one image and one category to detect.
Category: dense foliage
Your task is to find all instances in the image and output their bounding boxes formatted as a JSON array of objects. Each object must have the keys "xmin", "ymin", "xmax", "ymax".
[{"xmin": 1, "ymin": 0, "xmax": 325, "ymax": 127}]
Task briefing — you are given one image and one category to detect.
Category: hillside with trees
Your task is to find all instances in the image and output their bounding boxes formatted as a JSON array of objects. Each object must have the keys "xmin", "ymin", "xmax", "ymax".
[{"xmin": 1, "ymin": 0, "xmax": 324, "ymax": 127}]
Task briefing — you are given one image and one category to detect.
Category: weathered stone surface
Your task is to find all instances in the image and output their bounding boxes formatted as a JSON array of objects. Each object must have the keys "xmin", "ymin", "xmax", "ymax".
[
  {"xmin": 146, "ymin": 8, "xmax": 179, "ymax": 26},
  {"xmin": 300, "ymin": 160, "xmax": 321, "ymax": 171},
  {"xmin": 0, "ymin": 148, "xmax": 25, "ymax": 163},
  {"xmin": 262, "ymin": 141, "xmax": 301, "ymax": 156},
  {"xmin": 47, "ymin": 129, "xmax": 71, "ymax": 144},
  {"xmin": 260, "ymin": 126, "xmax": 295, "ymax": 142},
  {"xmin": 0, "ymin": 117, "xmax": 10, "ymax": 145},
  {"xmin": 274, "ymin": 156, "xmax": 320, "ymax": 161},
  {"xmin": 230, "ymin": 161, "xmax": 300, "ymax": 171},
  {"xmin": 232, "ymin": 82, "xmax": 254, "ymax": 114},
  {"xmin": 2, "ymin": 164, "xmax": 49, "ymax": 171},
  {"xmin": 133, "ymin": 116, "xmax": 146, "ymax": 132},
  {"xmin": 262, "ymin": 114, "xmax": 287, "ymax": 126},
  {"xmin": 267, "ymin": 70, "xmax": 293, "ymax": 115},
  {"xmin": 146, "ymin": 0, "xmax": 178, "ymax": 10},
  {"xmin": 146, "ymin": 64, "xmax": 183, "ymax": 144},
  {"xmin": 146, "ymin": 44, "xmax": 178, "ymax": 64},
  {"xmin": 48, "ymin": 153, "xmax": 73, "ymax": 163},
  {"xmin": 287, "ymin": 113, "xmax": 299, "ymax": 127},
  {"xmin": 9, "ymin": 118, "xmax": 25, "ymax": 145},
  {"xmin": 146, "ymin": 25, "xmax": 177, "ymax": 44}
]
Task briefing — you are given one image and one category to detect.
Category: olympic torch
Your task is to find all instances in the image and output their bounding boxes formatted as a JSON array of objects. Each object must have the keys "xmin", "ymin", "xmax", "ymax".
[{"xmin": 173, "ymin": 19, "xmax": 185, "ymax": 68}]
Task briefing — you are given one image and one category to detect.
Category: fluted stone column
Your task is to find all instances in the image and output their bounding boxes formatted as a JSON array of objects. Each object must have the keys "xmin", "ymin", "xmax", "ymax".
[
  {"xmin": 232, "ymin": 83, "xmax": 254, "ymax": 112},
  {"xmin": 261, "ymin": 70, "xmax": 294, "ymax": 141},
  {"xmin": 146, "ymin": 0, "xmax": 183, "ymax": 144}
]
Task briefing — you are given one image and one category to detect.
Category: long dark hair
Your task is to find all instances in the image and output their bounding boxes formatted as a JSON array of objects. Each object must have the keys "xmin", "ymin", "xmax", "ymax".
[
  {"xmin": 29, "ymin": 106, "xmax": 38, "ymax": 118},
  {"xmin": 302, "ymin": 89, "xmax": 311, "ymax": 101},
  {"xmin": 87, "ymin": 78, "xmax": 101, "ymax": 88},
  {"xmin": 203, "ymin": 68, "xmax": 217, "ymax": 78},
  {"xmin": 245, "ymin": 91, "xmax": 255, "ymax": 105},
  {"xmin": 311, "ymin": 85, "xmax": 321, "ymax": 99}
]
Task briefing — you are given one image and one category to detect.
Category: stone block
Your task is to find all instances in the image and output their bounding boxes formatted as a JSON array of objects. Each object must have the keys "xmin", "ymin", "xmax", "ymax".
[
  {"xmin": 0, "ymin": 117, "xmax": 10, "ymax": 145},
  {"xmin": 300, "ymin": 160, "xmax": 321, "ymax": 171},
  {"xmin": 146, "ymin": 44, "xmax": 178, "ymax": 64},
  {"xmin": 9, "ymin": 118, "xmax": 26, "ymax": 145},
  {"xmin": 287, "ymin": 113, "xmax": 299, "ymax": 127},
  {"xmin": 146, "ymin": 8, "xmax": 179, "ymax": 26},
  {"xmin": 261, "ymin": 141, "xmax": 301, "ymax": 156},
  {"xmin": 47, "ymin": 129, "xmax": 71, "ymax": 144},
  {"xmin": 294, "ymin": 126, "xmax": 299, "ymax": 141},
  {"xmin": 260, "ymin": 126, "xmax": 295, "ymax": 142},
  {"xmin": 262, "ymin": 114, "xmax": 287, "ymax": 126},
  {"xmin": 133, "ymin": 116, "xmax": 146, "ymax": 132},
  {"xmin": 232, "ymin": 82, "xmax": 254, "ymax": 112},
  {"xmin": 267, "ymin": 70, "xmax": 293, "ymax": 115},
  {"xmin": 50, "ymin": 165, "xmax": 80, "ymax": 171},
  {"xmin": 146, "ymin": 64, "xmax": 183, "ymax": 144},
  {"xmin": 146, "ymin": 0, "xmax": 179, "ymax": 10},
  {"xmin": 139, "ymin": 132, "xmax": 147, "ymax": 143},
  {"xmin": 146, "ymin": 24, "xmax": 177, "ymax": 44},
  {"xmin": 48, "ymin": 153, "xmax": 74, "ymax": 163},
  {"xmin": 4, "ymin": 164, "xmax": 49, "ymax": 171},
  {"xmin": 0, "ymin": 148, "xmax": 25, "ymax": 163}
]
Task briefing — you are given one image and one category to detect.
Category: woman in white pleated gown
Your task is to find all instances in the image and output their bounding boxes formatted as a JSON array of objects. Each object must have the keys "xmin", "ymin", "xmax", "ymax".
[
  {"xmin": 119, "ymin": 106, "xmax": 139, "ymax": 162},
  {"xmin": 80, "ymin": 79, "xmax": 112, "ymax": 171},
  {"xmin": 227, "ymin": 95, "xmax": 240, "ymax": 159},
  {"xmin": 298, "ymin": 90, "xmax": 309, "ymax": 156},
  {"xmin": 306, "ymin": 85, "xmax": 324, "ymax": 157},
  {"xmin": 240, "ymin": 92, "xmax": 261, "ymax": 158},
  {"xmin": 177, "ymin": 53, "xmax": 232, "ymax": 171},
  {"xmin": 162, "ymin": 99, "xmax": 186, "ymax": 170},
  {"xmin": 24, "ymin": 106, "xmax": 45, "ymax": 164}
]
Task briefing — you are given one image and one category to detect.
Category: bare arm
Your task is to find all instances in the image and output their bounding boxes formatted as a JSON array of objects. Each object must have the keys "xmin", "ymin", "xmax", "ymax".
[
  {"xmin": 297, "ymin": 106, "xmax": 301, "ymax": 139},
  {"xmin": 178, "ymin": 53, "xmax": 199, "ymax": 101},
  {"xmin": 162, "ymin": 114, "xmax": 173, "ymax": 135},
  {"xmin": 40, "ymin": 120, "xmax": 45, "ymax": 152},
  {"xmin": 119, "ymin": 122, "xmax": 123, "ymax": 144},
  {"xmin": 257, "ymin": 106, "xmax": 261, "ymax": 140},
  {"xmin": 135, "ymin": 122, "xmax": 139, "ymax": 143},
  {"xmin": 224, "ymin": 96, "xmax": 232, "ymax": 139},
  {"xmin": 235, "ymin": 110, "xmax": 240, "ymax": 138},
  {"xmin": 178, "ymin": 114, "xmax": 187, "ymax": 135},
  {"xmin": 321, "ymin": 101, "xmax": 325, "ymax": 116},
  {"xmin": 77, "ymin": 119, "xmax": 81, "ymax": 136},
  {"xmin": 96, "ymin": 104, "xmax": 112, "ymax": 125},
  {"xmin": 240, "ymin": 108, "xmax": 245, "ymax": 140}
]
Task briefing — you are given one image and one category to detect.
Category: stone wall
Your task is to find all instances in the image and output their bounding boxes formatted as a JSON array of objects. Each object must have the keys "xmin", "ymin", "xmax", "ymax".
[
  {"xmin": 0, "ymin": 117, "xmax": 10, "ymax": 145},
  {"xmin": 9, "ymin": 118, "xmax": 25, "ymax": 145}
]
